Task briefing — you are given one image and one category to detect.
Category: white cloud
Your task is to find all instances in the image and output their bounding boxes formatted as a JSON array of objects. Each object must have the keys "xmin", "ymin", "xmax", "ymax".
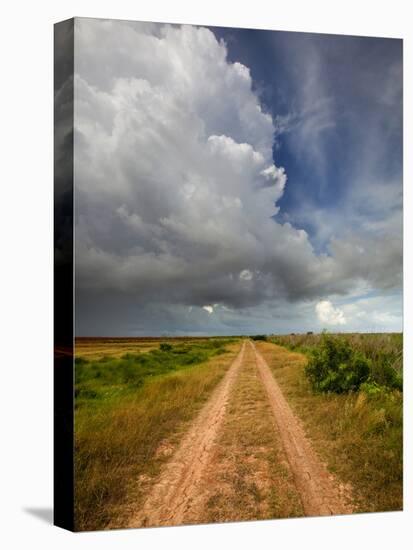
[
  {"xmin": 316, "ymin": 300, "xmax": 346, "ymax": 326},
  {"xmin": 239, "ymin": 269, "xmax": 253, "ymax": 281},
  {"xmin": 340, "ymin": 294, "xmax": 402, "ymax": 332}
]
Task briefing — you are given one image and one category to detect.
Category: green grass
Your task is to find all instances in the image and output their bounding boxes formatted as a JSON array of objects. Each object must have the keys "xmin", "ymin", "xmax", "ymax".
[
  {"xmin": 74, "ymin": 338, "xmax": 239, "ymax": 531},
  {"xmin": 75, "ymin": 339, "xmax": 235, "ymax": 406}
]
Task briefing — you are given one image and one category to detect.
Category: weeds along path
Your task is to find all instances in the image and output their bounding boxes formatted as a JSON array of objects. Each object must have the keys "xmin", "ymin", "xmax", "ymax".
[
  {"xmin": 128, "ymin": 341, "xmax": 246, "ymax": 528},
  {"xmin": 250, "ymin": 341, "xmax": 352, "ymax": 516}
]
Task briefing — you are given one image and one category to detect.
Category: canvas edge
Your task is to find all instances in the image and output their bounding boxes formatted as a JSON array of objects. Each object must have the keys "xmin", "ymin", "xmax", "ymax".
[{"xmin": 53, "ymin": 17, "xmax": 75, "ymax": 532}]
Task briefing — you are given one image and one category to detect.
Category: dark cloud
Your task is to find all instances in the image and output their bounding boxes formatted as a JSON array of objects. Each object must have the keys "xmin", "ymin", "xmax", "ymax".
[{"xmin": 55, "ymin": 19, "xmax": 74, "ymax": 267}]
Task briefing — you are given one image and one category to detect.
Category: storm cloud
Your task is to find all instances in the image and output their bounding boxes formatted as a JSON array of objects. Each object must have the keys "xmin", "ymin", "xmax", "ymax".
[{"xmin": 72, "ymin": 19, "xmax": 402, "ymax": 335}]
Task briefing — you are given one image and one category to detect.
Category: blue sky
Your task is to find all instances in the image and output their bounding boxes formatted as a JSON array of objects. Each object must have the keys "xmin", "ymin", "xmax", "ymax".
[
  {"xmin": 213, "ymin": 27, "xmax": 402, "ymax": 250},
  {"xmin": 72, "ymin": 19, "xmax": 402, "ymax": 335}
]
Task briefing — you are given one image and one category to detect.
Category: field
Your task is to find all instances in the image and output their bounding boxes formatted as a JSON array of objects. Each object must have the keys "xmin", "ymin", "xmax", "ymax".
[
  {"xmin": 74, "ymin": 333, "xmax": 403, "ymax": 530},
  {"xmin": 75, "ymin": 337, "xmax": 221, "ymax": 360},
  {"xmin": 74, "ymin": 337, "xmax": 239, "ymax": 530}
]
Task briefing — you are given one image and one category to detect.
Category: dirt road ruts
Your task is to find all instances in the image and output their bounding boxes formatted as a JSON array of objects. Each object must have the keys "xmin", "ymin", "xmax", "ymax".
[
  {"xmin": 251, "ymin": 340, "xmax": 352, "ymax": 516},
  {"xmin": 128, "ymin": 341, "xmax": 246, "ymax": 528}
]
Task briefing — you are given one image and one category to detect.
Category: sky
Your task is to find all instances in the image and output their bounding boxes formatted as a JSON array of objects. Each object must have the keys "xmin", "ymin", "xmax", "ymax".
[{"xmin": 71, "ymin": 18, "xmax": 402, "ymax": 336}]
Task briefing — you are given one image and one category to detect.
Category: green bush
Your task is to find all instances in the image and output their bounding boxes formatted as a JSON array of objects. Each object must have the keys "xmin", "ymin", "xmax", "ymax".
[
  {"xmin": 305, "ymin": 334, "xmax": 371, "ymax": 393},
  {"xmin": 251, "ymin": 335, "xmax": 267, "ymax": 341},
  {"xmin": 271, "ymin": 332, "xmax": 403, "ymax": 392},
  {"xmin": 160, "ymin": 342, "xmax": 173, "ymax": 352}
]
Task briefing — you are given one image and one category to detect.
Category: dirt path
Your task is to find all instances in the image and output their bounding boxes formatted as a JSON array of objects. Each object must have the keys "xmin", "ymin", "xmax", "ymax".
[
  {"xmin": 184, "ymin": 341, "xmax": 304, "ymax": 524},
  {"xmin": 128, "ymin": 339, "xmax": 352, "ymax": 528},
  {"xmin": 250, "ymin": 341, "xmax": 352, "ymax": 516},
  {"xmin": 128, "ymin": 341, "xmax": 246, "ymax": 528}
]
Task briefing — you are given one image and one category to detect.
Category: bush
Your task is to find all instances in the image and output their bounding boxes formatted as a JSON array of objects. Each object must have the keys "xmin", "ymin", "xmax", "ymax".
[
  {"xmin": 305, "ymin": 334, "xmax": 371, "ymax": 393},
  {"xmin": 251, "ymin": 335, "xmax": 267, "ymax": 341},
  {"xmin": 160, "ymin": 342, "xmax": 173, "ymax": 352},
  {"xmin": 271, "ymin": 332, "xmax": 403, "ymax": 392}
]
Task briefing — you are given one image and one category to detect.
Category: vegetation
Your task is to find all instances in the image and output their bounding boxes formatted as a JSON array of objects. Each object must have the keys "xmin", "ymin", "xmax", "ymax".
[
  {"xmin": 250, "ymin": 334, "xmax": 267, "ymax": 341},
  {"xmin": 74, "ymin": 338, "xmax": 238, "ymax": 531},
  {"xmin": 305, "ymin": 334, "xmax": 370, "ymax": 393},
  {"xmin": 159, "ymin": 342, "xmax": 173, "ymax": 352},
  {"xmin": 75, "ymin": 336, "xmax": 225, "ymax": 361},
  {"xmin": 271, "ymin": 332, "xmax": 403, "ymax": 392},
  {"xmin": 256, "ymin": 340, "xmax": 402, "ymax": 512},
  {"xmin": 75, "ymin": 339, "xmax": 233, "ymax": 404}
]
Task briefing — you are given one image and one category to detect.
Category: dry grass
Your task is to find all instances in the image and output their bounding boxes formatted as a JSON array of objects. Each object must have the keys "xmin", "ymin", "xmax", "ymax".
[
  {"xmin": 75, "ymin": 338, "xmax": 179, "ymax": 361},
  {"xmin": 256, "ymin": 341, "xmax": 403, "ymax": 513},
  {"xmin": 74, "ymin": 340, "xmax": 240, "ymax": 531},
  {"xmin": 75, "ymin": 343, "xmax": 157, "ymax": 360},
  {"xmin": 75, "ymin": 337, "xmax": 217, "ymax": 360},
  {"xmin": 201, "ymin": 343, "xmax": 303, "ymax": 523}
]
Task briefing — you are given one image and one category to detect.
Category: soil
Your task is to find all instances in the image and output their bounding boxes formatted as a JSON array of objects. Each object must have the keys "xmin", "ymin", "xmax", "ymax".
[{"xmin": 128, "ymin": 339, "xmax": 352, "ymax": 528}]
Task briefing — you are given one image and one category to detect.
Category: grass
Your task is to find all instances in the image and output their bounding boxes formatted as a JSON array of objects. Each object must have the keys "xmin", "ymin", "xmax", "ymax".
[
  {"xmin": 256, "ymin": 341, "xmax": 403, "ymax": 513},
  {"xmin": 75, "ymin": 336, "xmax": 222, "ymax": 360},
  {"xmin": 74, "ymin": 338, "xmax": 239, "ymax": 531},
  {"xmin": 75, "ymin": 339, "xmax": 233, "ymax": 405}
]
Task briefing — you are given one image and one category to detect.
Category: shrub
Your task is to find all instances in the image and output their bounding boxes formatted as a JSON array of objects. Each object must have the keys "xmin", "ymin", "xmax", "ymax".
[
  {"xmin": 251, "ymin": 335, "xmax": 267, "ymax": 341},
  {"xmin": 271, "ymin": 332, "xmax": 403, "ymax": 392},
  {"xmin": 160, "ymin": 342, "xmax": 173, "ymax": 352},
  {"xmin": 305, "ymin": 334, "xmax": 371, "ymax": 393}
]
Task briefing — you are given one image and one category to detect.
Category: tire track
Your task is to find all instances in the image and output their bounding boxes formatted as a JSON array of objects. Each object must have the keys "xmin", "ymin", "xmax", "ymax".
[
  {"xmin": 184, "ymin": 342, "xmax": 304, "ymax": 524},
  {"xmin": 128, "ymin": 341, "xmax": 246, "ymax": 528},
  {"xmin": 251, "ymin": 340, "xmax": 352, "ymax": 517}
]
